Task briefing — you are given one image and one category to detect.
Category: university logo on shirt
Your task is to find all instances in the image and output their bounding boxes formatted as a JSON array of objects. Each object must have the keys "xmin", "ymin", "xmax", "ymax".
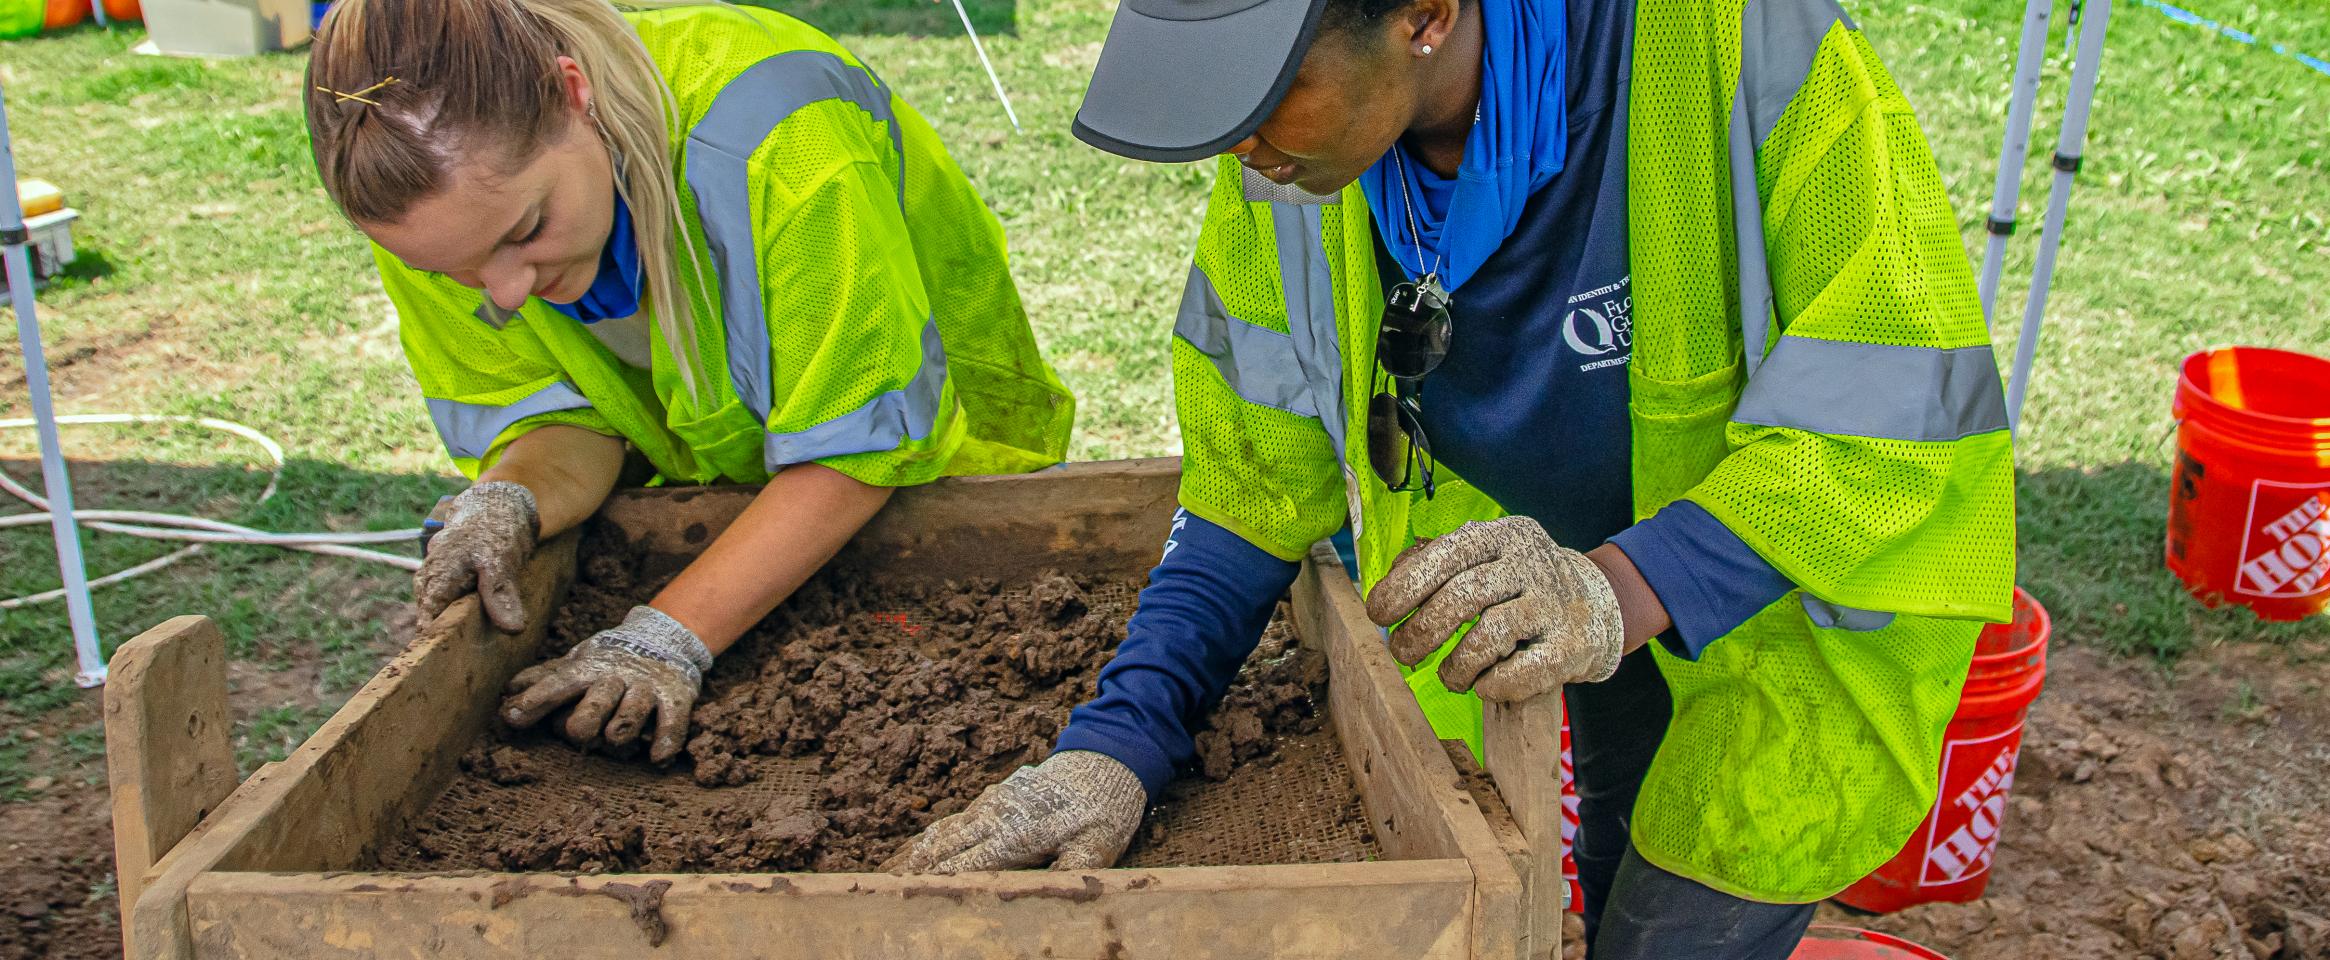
[{"xmin": 1563, "ymin": 275, "xmax": 1633, "ymax": 373}]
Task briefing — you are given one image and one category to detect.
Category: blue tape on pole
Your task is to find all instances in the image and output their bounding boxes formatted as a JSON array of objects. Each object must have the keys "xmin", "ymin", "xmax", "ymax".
[{"xmin": 2137, "ymin": 0, "xmax": 2330, "ymax": 80}]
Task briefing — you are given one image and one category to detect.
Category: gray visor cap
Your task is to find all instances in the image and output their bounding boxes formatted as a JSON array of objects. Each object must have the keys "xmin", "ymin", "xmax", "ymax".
[{"xmin": 1073, "ymin": 0, "xmax": 1333, "ymax": 162}]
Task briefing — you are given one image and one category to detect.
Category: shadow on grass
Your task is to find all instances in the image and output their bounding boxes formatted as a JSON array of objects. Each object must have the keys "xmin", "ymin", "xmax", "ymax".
[
  {"xmin": 2016, "ymin": 461, "xmax": 2329, "ymax": 661},
  {"xmin": 745, "ymin": 0, "xmax": 1016, "ymax": 37},
  {"xmin": 45, "ymin": 248, "xmax": 120, "ymax": 289}
]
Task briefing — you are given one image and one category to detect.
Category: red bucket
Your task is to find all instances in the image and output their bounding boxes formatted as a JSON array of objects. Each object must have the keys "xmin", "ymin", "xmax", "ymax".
[
  {"xmin": 2166, "ymin": 346, "xmax": 2330, "ymax": 621},
  {"xmin": 1834, "ymin": 589, "xmax": 2049, "ymax": 913},
  {"xmin": 1790, "ymin": 925, "xmax": 1951, "ymax": 960},
  {"xmin": 1558, "ymin": 704, "xmax": 1582, "ymax": 912}
]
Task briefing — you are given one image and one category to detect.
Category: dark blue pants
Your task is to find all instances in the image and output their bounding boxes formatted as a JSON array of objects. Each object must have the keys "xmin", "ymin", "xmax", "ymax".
[{"xmin": 1565, "ymin": 646, "xmax": 1817, "ymax": 960}]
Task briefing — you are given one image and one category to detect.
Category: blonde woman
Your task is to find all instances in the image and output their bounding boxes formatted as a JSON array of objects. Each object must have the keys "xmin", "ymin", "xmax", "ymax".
[{"xmin": 306, "ymin": 0, "xmax": 1074, "ymax": 762}]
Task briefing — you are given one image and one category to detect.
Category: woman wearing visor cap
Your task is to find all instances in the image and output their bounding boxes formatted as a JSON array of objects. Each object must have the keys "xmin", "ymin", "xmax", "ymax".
[{"xmin": 891, "ymin": 0, "xmax": 2015, "ymax": 955}]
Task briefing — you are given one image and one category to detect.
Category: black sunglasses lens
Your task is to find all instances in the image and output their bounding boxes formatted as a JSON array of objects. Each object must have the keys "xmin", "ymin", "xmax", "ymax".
[
  {"xmin": 1379, "ymin": 282, "xmax": 1453, "ymax": 380},
  {"xmin": 1368, "ymin": 391, "xmax": 1411, "ymax": 490}
]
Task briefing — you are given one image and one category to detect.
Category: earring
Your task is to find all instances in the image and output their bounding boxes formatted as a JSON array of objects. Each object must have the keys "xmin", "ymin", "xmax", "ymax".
[{"xmin": 1419, "ymin": 44, "xmax": 1433, "ymax": 55}]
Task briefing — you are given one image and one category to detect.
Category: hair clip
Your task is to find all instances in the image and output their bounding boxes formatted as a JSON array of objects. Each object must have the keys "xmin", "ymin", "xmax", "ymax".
[{"xmin": 316, "ymin": 75, "xmax": 401, "ymax": 106}]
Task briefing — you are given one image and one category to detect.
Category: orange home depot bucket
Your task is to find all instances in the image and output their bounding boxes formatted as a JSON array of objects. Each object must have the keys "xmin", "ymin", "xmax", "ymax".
[
  {"xmin": 1790, "ymin": 926, "xmax": 1951, "ymax": 960},
  {"xmin": 1834, "ymin": 589, "xmax": 2049, "ymax": 913},
  {"xmin": 2167, "ymin": 347, "xmax": 2330, "ymax": 620}
]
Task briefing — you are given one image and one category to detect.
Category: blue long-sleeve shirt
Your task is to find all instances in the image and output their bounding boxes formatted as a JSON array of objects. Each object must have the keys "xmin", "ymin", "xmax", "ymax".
[
  {"xmin": 1055, "ymin": 0, "xmax": 1795, "ymax": 796},
  {"xmin": 1055, "ymin": 509, "xmax": 1299, "ymax": 797}
]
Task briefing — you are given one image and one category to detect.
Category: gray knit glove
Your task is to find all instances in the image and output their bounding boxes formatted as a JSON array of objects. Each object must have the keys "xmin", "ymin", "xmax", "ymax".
[
  {"xmin": 415, "ymin": 480, "xmax": 539, "ymax": 633},
  {"xmin": 883, "ymin": 750, "xmax": 1146, "ymax": 873},
  {"xmin": 1366, "ymin": 517, "xmax": 1626, "ymax": 702},
  {"xmin": 501, "ymin": 605, "xmax": 714, "ymax": 763}
]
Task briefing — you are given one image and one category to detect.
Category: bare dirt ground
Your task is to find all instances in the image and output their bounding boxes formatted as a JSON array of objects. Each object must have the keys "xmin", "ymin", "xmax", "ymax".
[
  {"xmin": 0, "ymin": 625, "xmax": 407, "ymax": 960},
  {"xmin": 8, "ymin": 633, "xmax": 2324, "ymax": 960},
  {"xmin": 1821, "ymin": 641, "xmax": 2330, "ymax": 960}
]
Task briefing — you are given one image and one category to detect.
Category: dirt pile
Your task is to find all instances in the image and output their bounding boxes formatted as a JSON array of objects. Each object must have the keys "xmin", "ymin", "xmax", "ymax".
[
  {"xmin": 0, "ymin": 794, "xmax": 117, "ymax": 960},
  {"xmin": 1823, "ymin": 643, "xmax": 2330, "ymax": 960},
  {"xmin": 383, "ymin": 560, "xmax": 1372, "ymax": 874}
]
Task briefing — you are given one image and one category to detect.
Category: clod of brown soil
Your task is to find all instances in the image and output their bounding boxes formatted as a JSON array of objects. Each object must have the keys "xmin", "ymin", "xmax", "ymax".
[{"xmin": 381, "ymin": 557, "xmax": 1376, "ymax": 874}]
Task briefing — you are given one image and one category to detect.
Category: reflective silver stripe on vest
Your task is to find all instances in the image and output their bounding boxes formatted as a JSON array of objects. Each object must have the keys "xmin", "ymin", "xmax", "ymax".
[
  {"xmin": 1733, "ymin": 336, "xmax": 2009, "ymax": 441},
  {"xmin": 761, "ymin": 317, "xmax": 949, "ymax": 471},
  {"xmin": 1731, "ymin": 0, "xmax": 1854, "ymax": 375},
  {"xmin": 1267, "ymin": 203, "xmax": 1350, "ymax": 460},
  {"xmin": 426, "ymin": 381, "xmax": 593, "ymax": 461},
  {"xmin": 1174, "ymin": 265, "xmax": 1318, "ymax": 417},
  {"xmin": 1738, "ymin": 0, "xmax": 1852, "ymax": 147},
  {"xmin": 1801, "ymin": 595, "xmax": 1895, "ymax": 632},
  {"xmin": 1729, "ymin": 96, "xmax": 1777, "ymax": 376},
  {"xmin": 685, "ymin": 49, "xmax": 904, "ymax": 425}
]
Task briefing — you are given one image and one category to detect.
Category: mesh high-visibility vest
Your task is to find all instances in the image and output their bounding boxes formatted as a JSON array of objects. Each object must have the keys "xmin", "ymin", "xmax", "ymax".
[
  {"xmin": 385, "ymin": 5, "xmax": 1074, "ymax": 486},
  {"xmin": 1170, "ymin": 0, "xmax": 2016, "ymax": 903}
]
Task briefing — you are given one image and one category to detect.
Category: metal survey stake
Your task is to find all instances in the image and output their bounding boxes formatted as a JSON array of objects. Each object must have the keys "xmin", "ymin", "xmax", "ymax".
[
  {"xmin": 2008, "ymin": 0, "xmax": 2113, "ymax": 432},
  {"xmin": 1977, "ymin": 0, "xmax": 2055, "ymax": 324},
  {"xmin": 948, "ymin": 0, "xmax": 1022, "ymax": 133},
  {"xmin": 0, "ymin": 81, "xmax": 107, "ymax": 687}
]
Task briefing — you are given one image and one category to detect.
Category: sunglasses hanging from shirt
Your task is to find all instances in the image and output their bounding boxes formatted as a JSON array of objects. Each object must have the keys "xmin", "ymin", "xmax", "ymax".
[{"xmin": 1368, "ymin": 149, "xmax": 1455, "ymax": 498}]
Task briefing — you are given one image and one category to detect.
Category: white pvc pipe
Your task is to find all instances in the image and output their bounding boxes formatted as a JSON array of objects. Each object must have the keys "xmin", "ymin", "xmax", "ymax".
[
  {"xmin": 948, "ymin": 0, "xmax": 1021, "ymax": 133},
  {"xmin": 2007, "ymin": 0, "xmax": 2113, "ymax": 432},
  {"xmin": 0, "ymin": 411, "xmax": 428, "ymax": 612},
  {"xmin": 0, "ymin": 83, "xmax": 108, "ymax": 686},
  {"xmin": 1978, "ymin": 0, "xmax": 2056, "ymax": 324}
]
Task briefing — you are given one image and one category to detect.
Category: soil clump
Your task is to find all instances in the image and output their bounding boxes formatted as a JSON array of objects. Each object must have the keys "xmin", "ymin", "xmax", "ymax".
[{"xmin": 383, "ymin": 547, "xmax": 1372, "ymax": 873}]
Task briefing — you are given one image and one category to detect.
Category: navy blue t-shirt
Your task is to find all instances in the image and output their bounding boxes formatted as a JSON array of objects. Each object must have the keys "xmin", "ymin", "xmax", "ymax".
[{"xmin": 1057, "ymin": 0, "xmax": 1793, "ymax": 797}]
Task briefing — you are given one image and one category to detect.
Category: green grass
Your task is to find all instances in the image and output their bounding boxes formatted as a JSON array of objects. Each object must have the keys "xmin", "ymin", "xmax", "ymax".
[{"xmin": 0, "ymin": 0, "xmax": 2326, "ymax": 792}]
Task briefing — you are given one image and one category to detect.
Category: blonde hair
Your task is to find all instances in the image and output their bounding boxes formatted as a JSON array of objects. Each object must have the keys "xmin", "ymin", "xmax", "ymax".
[{"xmin": 307, "ymin": 0, "xmax": 724, "ymax": 397}]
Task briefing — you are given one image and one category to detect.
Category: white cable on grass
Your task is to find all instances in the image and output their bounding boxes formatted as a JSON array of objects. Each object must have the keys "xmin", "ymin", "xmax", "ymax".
[
  {"xmin": 1, "ymin": 546, "xmax": 204, "ymax": 611},
  {"xmin": 0, "ymin": 413, "xmax": 425, "ymax": 610},
  {"xmin": 948, "ymin": 0, "xmax": 1021, "ymax": 133}
]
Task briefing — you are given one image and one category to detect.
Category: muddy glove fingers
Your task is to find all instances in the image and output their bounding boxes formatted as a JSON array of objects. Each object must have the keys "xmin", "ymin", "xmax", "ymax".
[
  {"xmin": 1370, "ymin": 517, "xmax": 1626, "ymax": 702},
  {"xmin": 564, "ymin": 677, "xmax": 628, "ymax": 745},
  {"xmin": 413, "ymin": 551, "xmax": 480, "ymax": 626},
  {"xmin": 929, "ymin": 767, "xmax": 1077, "ymax": 873},
  {"xmin": 1049, "ymin": 816, "xmax": 1139, "ymax": 872},
  {"xmin": 1387, "ymin": 566, "xmax": 1522, "ymax": 667},
  {"xmin": 1436, "ymin": 604, "xmax": 1532, "ymax": 694},
  {"xmin": 881, "ymin": 800, "xmax": 999, "ymax": 873},
  {"xmin": 1471, "ymin": 550, "xmax": 1627, "ymax": 702},
  {"xmin": 414, "ymin": 481, "xmax": 539, "ymax": 633},
  {"xmin": 889, "ymin": 751, "xmax": 1145, "ymax": 874},
  {"xmin": 496, "ymin": 605, "xmax": 713, "ymax": 759},
  {"xmin": 601, "ymin": 686, "xmax": 657, "ymax": 747},
  {"xmin": 501, "ymin": 668, "xmax": 594, "ymax": 726},
  {"xmin": 1365, "ymin": 522, "xmax": 1508, "ymax": 627},
  {"xmin": 647, "ymin": 687, "xmax": 695, "ymax": 764}
]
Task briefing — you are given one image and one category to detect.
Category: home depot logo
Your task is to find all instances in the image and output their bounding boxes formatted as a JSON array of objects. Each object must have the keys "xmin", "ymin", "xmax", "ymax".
[
  {"xmin": 1920, "ymin": 730, "xmax": 2020, "ymax": 886},
  {"xmin": 2236, "ymin": 483, "xmax": 2330, "ymax": 598}
]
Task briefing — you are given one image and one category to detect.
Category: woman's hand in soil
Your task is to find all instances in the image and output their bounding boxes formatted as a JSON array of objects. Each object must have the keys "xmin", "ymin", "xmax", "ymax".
[
  {"xmin": 882, "ymin": 751, "xmax": 1145, "ymax": 873},
  {"xmin": 415, "ymin": 481, "xmax": 540, "ymax": 633},
  {"xmin": 500, "ymin": 605, "xmax": 715, "ymax": 763},
  {"xmin": 1365, "ymin": 517, "xmax": 1626, "ymax": 702}
]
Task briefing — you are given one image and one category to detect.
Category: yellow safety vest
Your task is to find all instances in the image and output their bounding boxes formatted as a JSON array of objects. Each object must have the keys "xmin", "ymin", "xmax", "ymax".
[
  {"xmin": 384, "ymin": 5, "xmax": 1074, "ymax": 486},
  {"xmin": 1170, "ymin": 0, "xmax": 2016, "ymax": 903}
]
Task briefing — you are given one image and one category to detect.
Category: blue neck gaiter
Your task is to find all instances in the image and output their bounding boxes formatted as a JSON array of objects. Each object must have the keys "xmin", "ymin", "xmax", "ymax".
[
  {"xmin": 1357, "ymin": 0, "xmax": 1569, "ymax": 294},
  {"xmin": 545, "ymin": 188, "xmax": 644, "ymax": 323}
]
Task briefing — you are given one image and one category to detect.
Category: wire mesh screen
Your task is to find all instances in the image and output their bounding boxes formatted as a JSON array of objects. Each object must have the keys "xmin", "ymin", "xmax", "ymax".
[{"xmin": 379, "ymin": 578, "xmax": 1381, "ymax": 872}]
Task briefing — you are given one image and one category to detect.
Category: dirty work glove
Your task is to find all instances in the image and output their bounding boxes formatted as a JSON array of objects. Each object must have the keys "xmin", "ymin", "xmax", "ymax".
[
  {"xmin": 501, "ymin": 605, "xmax": 713, "ymax": 764},
  {"xmin": 415, "ymin": 481, "xmax": 539, "ymax": 633},
  {"xmin": 882, "ymin": 750, "xmax": 1145, "ymax": 874},
  {"xmin": 1365, "ymin": 517, "xmax": 1626, "ymax": 702}
]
